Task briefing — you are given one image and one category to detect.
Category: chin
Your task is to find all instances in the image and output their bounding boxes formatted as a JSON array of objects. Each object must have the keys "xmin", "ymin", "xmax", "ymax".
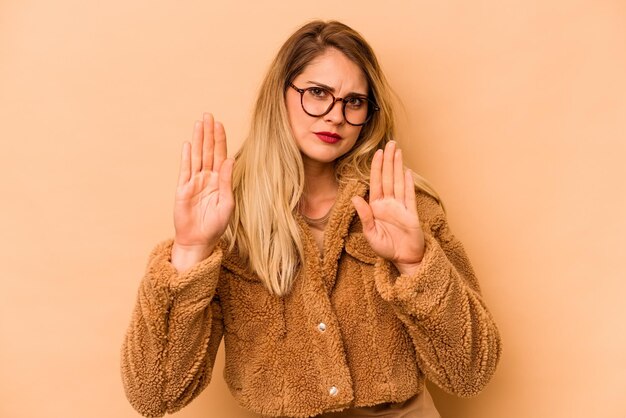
[{"xmin": 302, "ymin": 154, "xmax": 340, "ymax": 165}]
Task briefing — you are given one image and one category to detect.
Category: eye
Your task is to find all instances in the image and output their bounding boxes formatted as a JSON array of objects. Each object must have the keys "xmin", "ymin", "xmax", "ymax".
[
  {"xmin": 346, "ymin": 96, "xmax": 365, "ymax": 108},
  {"xmin": 307, "ymin": 87, "xmax": 328, "ymax": 99}
]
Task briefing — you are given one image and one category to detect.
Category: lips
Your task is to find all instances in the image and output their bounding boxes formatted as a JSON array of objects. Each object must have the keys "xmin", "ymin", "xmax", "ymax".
[{"xmin": 315, "ymin": 131, "xmax": 342, "ymax": 144}]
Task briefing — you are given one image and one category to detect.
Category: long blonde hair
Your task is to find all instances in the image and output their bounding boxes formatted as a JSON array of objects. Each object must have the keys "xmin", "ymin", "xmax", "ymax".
[{"xmin": 225, "ymin": 20, "xmax": 440, "ymax": 296}]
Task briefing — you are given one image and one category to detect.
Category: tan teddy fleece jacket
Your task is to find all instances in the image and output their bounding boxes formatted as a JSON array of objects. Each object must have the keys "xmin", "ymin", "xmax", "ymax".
[{"xmin": 121, "ymin": 177, "xmax": 502, "ymax": 418}]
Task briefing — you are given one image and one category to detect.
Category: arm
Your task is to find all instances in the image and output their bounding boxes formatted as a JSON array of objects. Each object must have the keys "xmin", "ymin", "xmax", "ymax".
[
  {"xmin": 352, "ymin": 141, "xmax": 501, "ymax": 396},
  {"xmin": 374, "ymin": 204, "xmax": 502, "ymax": 397},
  {"xmin": 120, "ymin": 239, "xmax": 224, "ymax": 417}
]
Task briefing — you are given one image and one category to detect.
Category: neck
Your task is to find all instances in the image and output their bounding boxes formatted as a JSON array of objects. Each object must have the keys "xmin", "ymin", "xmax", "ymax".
[{"xmin": 300, "ymin": 158, "xmax": 339, "ymax": 217}]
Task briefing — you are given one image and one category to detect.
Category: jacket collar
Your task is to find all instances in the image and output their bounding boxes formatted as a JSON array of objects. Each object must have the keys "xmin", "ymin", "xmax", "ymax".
[
  {"xmin": 221, "ymin": 174, "xmax": 369, "ymax": 293},
  {"xmin": 295, "ymin": 175, "xmax": 368, "ymax": 295}
]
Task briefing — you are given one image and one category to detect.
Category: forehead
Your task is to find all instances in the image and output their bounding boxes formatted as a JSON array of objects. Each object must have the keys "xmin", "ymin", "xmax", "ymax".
[{"xmin": 295, "ymin": 48, "xmax": 368, "ymax": 93}]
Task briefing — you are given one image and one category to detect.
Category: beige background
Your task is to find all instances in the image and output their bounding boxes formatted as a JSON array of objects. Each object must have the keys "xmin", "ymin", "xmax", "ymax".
[{"xmin": 1, "ymin": 0, "xmax": 625, "ymax": 417}]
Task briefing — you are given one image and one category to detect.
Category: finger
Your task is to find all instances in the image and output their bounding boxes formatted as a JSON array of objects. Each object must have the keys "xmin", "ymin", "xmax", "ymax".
[
  {"xmin": 351, "ymin": 196, "xmax": 376, "ymax": 235},
  {"xmin": 177, "ymin": 141, "xmax": 191, "ymax": 187},
  {"xmin": 369, "ymin": 149, "xmax": 383, "ymax": 201},
  {"xmin": 218, "ymin": 158, "xmax": 235, "ymax": 208},
  {"xmin": 394, "ymin": 148, "xmax": 404, "ymax": 204},
  {"xmin": 202, "ymin": 113, "xmax": 215, "ymax": 172},
  {"xmin": 191, "ymin": 120, "xmax": 203, "ymax": 173},
  {"xmin": 382, "ymin": 141, "xmax": 395, "ymax": 198},
  {"xmin": 404, "ymin": 169, "xmax": 418, "ymax": 214},
  {"xmin": 213, "ymin": 121, "xmax": 227, "ymax": 173}
]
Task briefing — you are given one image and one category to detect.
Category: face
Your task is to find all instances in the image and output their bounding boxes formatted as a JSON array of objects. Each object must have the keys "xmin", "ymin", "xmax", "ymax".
[{"xmin": 286, "ymin": 48, "xmax": 369, "ymax": 167}]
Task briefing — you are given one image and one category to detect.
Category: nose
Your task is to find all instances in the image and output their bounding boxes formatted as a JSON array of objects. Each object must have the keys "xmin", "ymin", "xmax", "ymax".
[{"xmin": 323, "ymin": 99, "xmax": 345, "ymax": 124}]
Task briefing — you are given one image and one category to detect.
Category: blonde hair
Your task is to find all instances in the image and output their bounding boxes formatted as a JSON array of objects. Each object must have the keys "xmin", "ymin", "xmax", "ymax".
[{"xmin": 225, "ymin": 20, "xmax": 440, "ymax": 296}]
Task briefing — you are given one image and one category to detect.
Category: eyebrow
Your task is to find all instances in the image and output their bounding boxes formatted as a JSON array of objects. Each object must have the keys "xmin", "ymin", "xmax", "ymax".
[{"xmin": 305, "ymin": 80, "xmax": 368, "ymax": 97}]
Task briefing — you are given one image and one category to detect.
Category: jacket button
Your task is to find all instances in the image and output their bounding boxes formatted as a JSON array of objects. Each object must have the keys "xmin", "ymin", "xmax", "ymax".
[
  {"xmin": 329, "ymin": 386, "xmax": 338, "ymax": 396},
  {"xmin": 318, "ymin": 322, "xmax": 327, "ymax": 332}
]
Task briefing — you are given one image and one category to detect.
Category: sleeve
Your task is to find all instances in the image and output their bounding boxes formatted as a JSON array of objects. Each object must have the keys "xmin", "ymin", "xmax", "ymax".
[
  {"xmin": 373, "ymin": 199, "xmax": 502, "ymax": 397},
  {"xmin": 120, "ymin": 238, "xmax": 225, "ymax": 417}
]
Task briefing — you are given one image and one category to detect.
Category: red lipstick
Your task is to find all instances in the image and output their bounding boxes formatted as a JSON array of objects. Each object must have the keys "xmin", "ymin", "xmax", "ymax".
[{"xmin": 315, "ymin": 131, "xmax": 342, "ymax": 144}]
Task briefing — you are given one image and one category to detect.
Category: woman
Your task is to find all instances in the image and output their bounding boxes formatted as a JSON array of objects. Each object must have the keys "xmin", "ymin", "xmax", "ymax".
[{"xmin": 121, "ymin": 20, "xmax": 502, "ymax": 418}]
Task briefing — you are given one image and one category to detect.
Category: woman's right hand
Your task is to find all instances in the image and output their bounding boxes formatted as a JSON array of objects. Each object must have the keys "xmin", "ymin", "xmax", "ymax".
[{"xmin": 171, "ymin": 113, "xmax": 235, "ymax": 271}]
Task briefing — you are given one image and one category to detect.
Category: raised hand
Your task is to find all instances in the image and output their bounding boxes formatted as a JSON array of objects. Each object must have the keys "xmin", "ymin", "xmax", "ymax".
[
  {"xmin": 351, "ymin": 141, "xmax": 425, "ymax": 276},
  {"xmin": 172, "ymin": 113, "xmax": 234, "ymax": 270}
]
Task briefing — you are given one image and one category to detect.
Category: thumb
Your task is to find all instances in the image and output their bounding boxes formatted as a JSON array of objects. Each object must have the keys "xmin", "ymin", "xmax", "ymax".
[{"xmin": 351, "ymin": 196, "xmax": 376, "ymax": 235}]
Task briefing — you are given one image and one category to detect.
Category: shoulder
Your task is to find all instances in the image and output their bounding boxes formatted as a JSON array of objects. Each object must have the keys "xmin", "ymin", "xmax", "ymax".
[
  {"xmin": 414, "ymin": 188, "xmax": 447, "ymax": 231},
  {"xmin": 216, "ymin": 239, "xmax": 258, "ymax": 281}
]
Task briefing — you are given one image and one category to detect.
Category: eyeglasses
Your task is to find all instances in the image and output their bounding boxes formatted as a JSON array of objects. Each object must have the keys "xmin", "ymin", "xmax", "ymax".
[{"xmin": 289, "ymin": 83, "xmax": 379, "ymax": 126}]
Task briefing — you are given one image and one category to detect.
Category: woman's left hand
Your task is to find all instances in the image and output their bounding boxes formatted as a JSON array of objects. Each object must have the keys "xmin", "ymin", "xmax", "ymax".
[{"xmin": 351, "ymin": 141, "xmax": 425, "ymax": 276}]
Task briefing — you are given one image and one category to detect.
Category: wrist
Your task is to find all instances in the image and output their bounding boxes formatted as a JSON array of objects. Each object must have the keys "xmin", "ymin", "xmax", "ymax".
[
  {"xmin": 392, "ymin": 260, "xmax": 422, "ymax": 276},
  {"xmin": 171, "ymin": 241, "xmax": 215, "ymax": 273}
]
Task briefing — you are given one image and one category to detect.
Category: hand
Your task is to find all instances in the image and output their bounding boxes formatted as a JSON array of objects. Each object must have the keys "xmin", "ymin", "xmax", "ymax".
[
  {"xmin": 351, "ymin": 141, "xmax": 425, "ymax": 276},
  {"xmin": 173, "ymin": 113, "xmax": 235, "ymax": 258}
]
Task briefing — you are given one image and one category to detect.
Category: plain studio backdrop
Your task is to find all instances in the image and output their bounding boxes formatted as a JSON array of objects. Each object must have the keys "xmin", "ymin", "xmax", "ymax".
[{"xmin": 1, "ymin": 1, "xmax": 625, "ymax": 417}]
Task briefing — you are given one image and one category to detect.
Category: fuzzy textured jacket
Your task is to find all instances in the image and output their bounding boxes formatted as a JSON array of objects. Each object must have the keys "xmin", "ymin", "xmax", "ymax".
[{"xmin": 121, "ymin": 177, "xmax": 502, "ymax": 418}]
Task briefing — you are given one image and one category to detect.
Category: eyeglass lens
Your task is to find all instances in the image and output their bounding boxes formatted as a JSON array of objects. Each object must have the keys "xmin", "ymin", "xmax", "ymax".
[{"xmin": 301, "ymin": 88, "xmax": 371, "ymax": 125}]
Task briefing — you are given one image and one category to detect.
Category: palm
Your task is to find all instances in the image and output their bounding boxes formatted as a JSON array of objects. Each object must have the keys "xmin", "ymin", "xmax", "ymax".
[
  {"xmin": 173, "ymin": 114, "xmax": 234, "ymax": 248},
  {"xmin": 352, "ymin": 141, "xmax": 425, "ymax": 274},
  {"xmin": 366, "ymin": 198, "xmax": 422, "ymax": 264}
]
